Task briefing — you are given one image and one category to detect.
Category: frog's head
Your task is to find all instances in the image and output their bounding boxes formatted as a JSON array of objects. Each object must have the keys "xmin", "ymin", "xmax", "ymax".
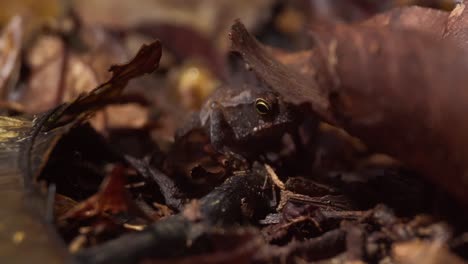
[
  {"xmin": 202, "ymin": 82, "xmax": 302, "ymax": 155},
  {"xmin": 233, "ymin": 86, "xmax": 297, "ymax": 138}
]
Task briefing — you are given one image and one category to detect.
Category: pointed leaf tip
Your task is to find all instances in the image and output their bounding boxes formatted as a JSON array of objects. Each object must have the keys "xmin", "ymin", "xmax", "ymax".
[{"xmin": 109, "ymin": 40, "xmax": 162, "ymax": 84}]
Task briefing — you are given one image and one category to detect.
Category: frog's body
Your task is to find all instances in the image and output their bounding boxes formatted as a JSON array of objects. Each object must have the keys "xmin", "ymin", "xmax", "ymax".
[
  {"xmin": 201, "ymin": 83, "xmax": 299, "ymax": 155},
  {"xmin": 179, "ymin": 66, "xmax": 301, "ymax": 157}
]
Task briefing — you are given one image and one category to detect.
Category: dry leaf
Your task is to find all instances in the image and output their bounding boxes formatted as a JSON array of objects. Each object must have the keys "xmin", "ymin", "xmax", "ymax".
[
  {"xmin": 0, "ymin": 16, "xmax": 22, "ymax": 100},
  {"xmin": 392, "ymin": 240, "xmax": 467, "ymax": 264},
  {"xmin": 61, "ymin": 165, "xmax": 134, "ymax": 220}
]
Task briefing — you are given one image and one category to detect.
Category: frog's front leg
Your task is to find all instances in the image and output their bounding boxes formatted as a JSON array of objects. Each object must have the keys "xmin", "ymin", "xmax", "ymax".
[
  {"xmin": 208, "ymin": 102, "xmax": 231, "ymax": 152},
  {"xmin": 208, "ymin": 103, "xmax": 247, "ymax": 164}
]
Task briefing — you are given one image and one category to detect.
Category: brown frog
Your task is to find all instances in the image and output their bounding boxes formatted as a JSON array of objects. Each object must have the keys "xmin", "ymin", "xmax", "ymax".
[{"xmin": 177, "ymin": 66, "xmax": 302, "ymax": 157}]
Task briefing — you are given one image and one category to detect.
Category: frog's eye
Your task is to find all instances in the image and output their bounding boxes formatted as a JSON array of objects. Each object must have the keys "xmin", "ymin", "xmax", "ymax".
[{"xmin": 255, "ymin": 98, "xmax": 272, "ymax": 115}]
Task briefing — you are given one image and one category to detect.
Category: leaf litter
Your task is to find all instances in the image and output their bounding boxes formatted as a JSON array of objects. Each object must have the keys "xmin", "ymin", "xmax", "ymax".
[{"xmin": 0, "ymin": 1, "xmax": 467, "ymax": 264}]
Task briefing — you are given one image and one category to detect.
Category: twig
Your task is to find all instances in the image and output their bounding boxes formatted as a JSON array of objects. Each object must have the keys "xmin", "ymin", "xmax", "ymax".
[{"xmin": 75, "ymin": 169, "xmax": 272, "ymax": 264}]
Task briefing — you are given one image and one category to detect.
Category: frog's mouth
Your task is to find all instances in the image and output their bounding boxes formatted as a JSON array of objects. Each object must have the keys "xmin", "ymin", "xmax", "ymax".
[
  {"xmin": 225, "ymin": 117, "xmax": 299, "ymax": 156},
  {"xmin": 252, "ymin": 122, "xmax": 274, "ymax": 133},
  {"xmin": 247, "ymin": 121, "xmax": 295, "ymax": 144}
]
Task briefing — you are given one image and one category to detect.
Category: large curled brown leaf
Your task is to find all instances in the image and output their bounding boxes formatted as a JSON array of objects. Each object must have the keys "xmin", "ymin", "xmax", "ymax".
[{"xmin": 230, "ymin": 20, "xmax": 468, "ymax": 206}]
